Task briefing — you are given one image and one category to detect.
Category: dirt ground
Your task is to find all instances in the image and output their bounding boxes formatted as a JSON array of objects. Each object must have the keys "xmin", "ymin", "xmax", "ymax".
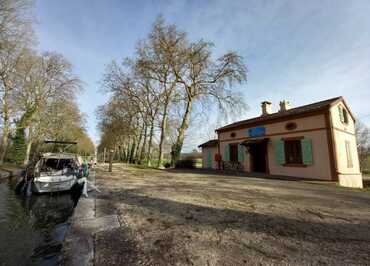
[{"xmin": 93, "ymin": 164, "xmax": 370, "ymax": 266}]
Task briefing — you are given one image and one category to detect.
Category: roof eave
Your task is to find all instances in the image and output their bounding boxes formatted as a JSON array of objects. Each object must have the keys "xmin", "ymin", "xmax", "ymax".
[
  {"xmin": 328, "ymin": 97, "xmax": 356, "ymax": 122},
  {"xmin": 198, "ymin": 140, "xmax": 218, "ymax": 148},
  {"xmin": 215, "ymin": 107, "xmax": 330, "ymax": 133}
]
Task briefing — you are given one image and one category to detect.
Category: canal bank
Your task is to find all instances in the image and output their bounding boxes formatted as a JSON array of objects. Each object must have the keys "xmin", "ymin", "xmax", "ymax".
[
  {"xmin": 62, "ymin": 168, "xmax": 124, "ymax": 266},
  {"xmin": 0, "ymin": 165, "xmax": 23, "ymax": 180},
  {"xmin": 61, "ymin": 163, "xmax": 370, "ymax": 265}
]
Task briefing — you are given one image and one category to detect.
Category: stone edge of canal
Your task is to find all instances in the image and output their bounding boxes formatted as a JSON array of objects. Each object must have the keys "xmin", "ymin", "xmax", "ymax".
[
  {"xmin": 0, "ymin": 167, "xmax": 23, "ymax": 180},
  {"xmin": 62, "ymin": 171, "xmax": 120, "ymax": 266}
]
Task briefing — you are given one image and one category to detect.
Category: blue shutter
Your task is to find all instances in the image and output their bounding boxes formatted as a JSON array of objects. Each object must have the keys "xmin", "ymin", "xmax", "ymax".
[
  {"xmin": 237, "ymin": 144, "xmax": 245, "ymax": 162},
  {"xmin": 207, "ymin": 150, "xmax": 212, "ymax": 168},
  {"xmin": 223, "ymin": 144, "xmax": 230, "ymax": 161},
  {"xmin": 274, "ymin": 139, "xmax": 285, "ymax": 165},
  {"xmin": 301, "ymin": 138, "xmax": 313, "ymax": 165}
]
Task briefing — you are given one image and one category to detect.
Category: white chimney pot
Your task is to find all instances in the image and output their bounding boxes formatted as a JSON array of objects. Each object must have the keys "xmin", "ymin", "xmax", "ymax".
[
  {"xmin": 279, "ymin": 100, "xmax": 291, "ymax": 112},
  {"xmin": 261, "ymin": 101, "xmax": 272, "ymax": 116}
]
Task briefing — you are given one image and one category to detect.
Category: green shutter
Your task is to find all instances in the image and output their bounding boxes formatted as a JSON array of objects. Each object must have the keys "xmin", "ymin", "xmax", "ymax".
[
  {"xmin": 207, "ymin": 150, "xmax": 212, "ymax": 168},
  {"xmin": 274, "ymin": 139, "xmax": 285, "ymax": 165},
  {"xmin": 223, "ymin": 144, "xmax": 230, "ymax": 161},
  {"xmin": 301, "ymin": 138, "xmax": 313, "ymax": 165},
  {"xmin": 237, "ymin": 144, "xmax": 245, "ymax": 162},
  {"xmin": 338, "ymin": 106, "xmax": 344, "ymax": 123}
]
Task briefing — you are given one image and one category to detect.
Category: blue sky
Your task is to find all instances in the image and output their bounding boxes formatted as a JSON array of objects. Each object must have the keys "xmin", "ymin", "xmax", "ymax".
[{"xmin": 35, "ymin": 0, "xmax": 370, "ymax": 150}]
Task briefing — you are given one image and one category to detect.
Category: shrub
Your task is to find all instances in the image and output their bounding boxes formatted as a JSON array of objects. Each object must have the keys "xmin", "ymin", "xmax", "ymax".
[
  {"xmin": 163, "ymin": 162, "xmax": 171, "ymax": 168},
  {"xmin": 9, "ymin": 128, "xmax": 27, "ymax": 165},
  {"xmin": 175, "ymin": 159, "xmax": 196, "ymax": 169}
]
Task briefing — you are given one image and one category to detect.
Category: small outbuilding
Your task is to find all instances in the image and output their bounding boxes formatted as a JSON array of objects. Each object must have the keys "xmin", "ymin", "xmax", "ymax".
[
  {"xmin": 198, "ymin": 139, "xmax": 218, "ymax": 169},
  {"xmin": 199, "ymin": 96, "xmax": 363, "ymax": 188}
]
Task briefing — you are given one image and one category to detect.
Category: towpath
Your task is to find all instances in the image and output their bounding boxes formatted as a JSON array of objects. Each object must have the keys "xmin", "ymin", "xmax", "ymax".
[{"xmin": 63, "ymin": 164, "xmax": 370, "ymax": 265}]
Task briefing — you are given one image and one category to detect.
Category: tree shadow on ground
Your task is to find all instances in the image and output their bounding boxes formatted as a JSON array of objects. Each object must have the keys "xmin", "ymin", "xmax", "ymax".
[
  {"xmin": 162, "ymin": 167, "xmax": 327, "ymax": 182},
  {"xmin": 97, "ymin": 189, "xmax": 370, "ymax": 246}
]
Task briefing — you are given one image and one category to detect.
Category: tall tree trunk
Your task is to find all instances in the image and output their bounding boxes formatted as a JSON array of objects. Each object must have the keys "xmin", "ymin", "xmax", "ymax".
[
  {"xmin": 129, "ymin": 140, "xmax": 136, "ymax": 163},
  {"xmin": 171, "ymin": 97, "xmax": 193, "ymax": 166},
  {"xmin": 0, "ymin": 120, "xmax": 10, "ymax": 164},
  {"xmin": 15, "ymin": 106, "xmax": 37, "ymax": 165},
  {"xmin": 23, "ymin": 126, "xmax": 33, "ymax": 166},
  {"xmin": 147, "ymin": 120, "xmax": 155, "ymax": 166},
  {"xmin": 119, "ymin": 145, "xmax": 124, "ymax": 162},
  {"xmin": 124, "ymin": 142, "xmax": 130, "ymax": 162},
  {"xmin": 158, "ymin": 102, "xmax": 169, "ymax": 167},
  {"xmin": 0, "ymin": 95, "xmax": 10, "ymax": 164},
  {"xmin": 108, "ymin": 149, "xmax": 113, "ymax": 172},
  {"xmin": 139, "ymin": 124, "xmax": 148, "ymax": 164},
  {"xmin": 134, "ymin": 126, "xmax": 144, "ymax": 163}
]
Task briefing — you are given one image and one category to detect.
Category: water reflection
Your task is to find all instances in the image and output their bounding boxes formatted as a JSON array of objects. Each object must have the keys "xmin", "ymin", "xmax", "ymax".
[{"xmin": 0, "ymin": 178, "xmax": 80, "ymax": 266}]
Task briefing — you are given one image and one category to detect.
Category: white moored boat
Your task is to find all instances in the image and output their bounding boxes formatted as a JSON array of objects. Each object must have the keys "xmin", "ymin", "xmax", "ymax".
[{"xmin": 32, "ymin": 152, "xmax": 84, "ymax": 193}]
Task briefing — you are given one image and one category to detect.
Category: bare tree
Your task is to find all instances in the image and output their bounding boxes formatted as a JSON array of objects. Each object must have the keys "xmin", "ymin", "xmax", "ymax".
[
  {"xmin": 0, "ymin": 0, "xmax": 93, "ymax": 164},
  {"xmin": 13, "ymin": 51, "xmax": 81, "ymax": 164},
  {"xmin": 0, "ymin": 44, "xmax": 22, "ymax": 162},
  {"xmin": 356, "ymin": 121, "xmax": 370, "ymax": 170},
  {"xmin": 0, "ymin": 0, "xmax": 34, "ymax": 163},
  {"xmin": 0, "ymin": 0, "xmax": 34, "ymax": 47},
  {"xmin": 169, "ymin": 41, "xmax": 247, "ymax": 165},
  {"xmin": 98, "ymin": 16, "xmax": 248, "ymax": 168},
  {"xmin": 136, "ymin": 17, "xmax": 186, "ymax": 167},
  {"xmin": 99, "ymin": 59, "xmax": 160, "ymax": 165}
]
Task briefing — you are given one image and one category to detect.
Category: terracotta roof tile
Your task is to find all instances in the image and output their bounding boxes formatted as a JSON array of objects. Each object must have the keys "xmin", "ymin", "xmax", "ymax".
[
  {"xmin": 198, "ymin": 139, "xmax": 218, "ymax": 148},
  {"xmin": 216, "ymin": 96, "xmax": 342, "ymax": 132}
]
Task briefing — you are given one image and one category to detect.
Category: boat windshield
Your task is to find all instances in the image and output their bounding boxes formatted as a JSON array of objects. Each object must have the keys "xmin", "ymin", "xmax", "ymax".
[{"xmin": 40, "ymin": 158, "xmax": 77, "ymax": 172}]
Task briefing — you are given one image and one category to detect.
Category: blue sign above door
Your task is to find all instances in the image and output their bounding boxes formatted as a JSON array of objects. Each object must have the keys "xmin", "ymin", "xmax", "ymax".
[{"xmin": 247, "ymin": 127, "xmax": 266, "ymax": 137}]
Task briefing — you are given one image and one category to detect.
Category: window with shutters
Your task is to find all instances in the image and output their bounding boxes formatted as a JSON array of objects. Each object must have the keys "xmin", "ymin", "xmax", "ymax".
[
  {"xmin": 284, "ymin": 140, "xmax": 303, "ymax": 164},
  {"xmin": 343, "ymin": 108, "xmax": 349, "ymax": 124},
  {"xmin": 229, "ymin": 144, "xmax": 238, "ymax": 162},
  {"xmin": 338, "ymin": 105, "xmax": 349, "ymax": 124},
  {"xmin": 345, "ymin": 140, "xmax": 353, "ymax": 168}
]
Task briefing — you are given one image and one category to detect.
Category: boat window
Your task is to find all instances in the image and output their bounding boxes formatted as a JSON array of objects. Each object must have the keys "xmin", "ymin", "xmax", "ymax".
[{"xmin": 41, "ymin": 159, "xmax": 75, "ymax": 171}]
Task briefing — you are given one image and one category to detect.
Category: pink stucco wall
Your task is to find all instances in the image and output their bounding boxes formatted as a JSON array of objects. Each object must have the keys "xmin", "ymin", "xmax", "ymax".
[
  {"xmin": 201, "ymin": 146, "xmax": 218, "ymax": 169},
  {"xmin": 218, "ymin": 114, "xmax": 332, "ymax": 180},
  {"xmin": 330, "ymin": 102, "xmax": 363, "ymax": 188},
  {"xmin": 213, "ymin": 99, "xmax": 363, "ymax": 188}
]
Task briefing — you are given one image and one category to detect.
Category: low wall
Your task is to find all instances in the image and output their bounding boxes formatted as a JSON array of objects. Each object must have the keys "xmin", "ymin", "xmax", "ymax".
[{"xmin": 0, "ymin": 166, "xmax": 23, "ymax": 180}]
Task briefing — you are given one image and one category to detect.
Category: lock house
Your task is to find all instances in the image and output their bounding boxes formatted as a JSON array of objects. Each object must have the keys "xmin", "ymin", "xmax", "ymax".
[{"xmin": 198, "ymin": 96, "xmax": 363, "ymax": 188}]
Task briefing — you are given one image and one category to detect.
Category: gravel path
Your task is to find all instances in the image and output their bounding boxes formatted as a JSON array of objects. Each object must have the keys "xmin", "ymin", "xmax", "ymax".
[{"xmin": 67, "ymin": 164, "xmax": 370, "ymax": 266}]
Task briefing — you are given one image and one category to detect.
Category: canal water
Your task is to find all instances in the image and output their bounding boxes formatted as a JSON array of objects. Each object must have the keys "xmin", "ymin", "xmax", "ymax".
[{"xmin": 0, "ymin": 178, "xmax": 80, "ymax": 266}]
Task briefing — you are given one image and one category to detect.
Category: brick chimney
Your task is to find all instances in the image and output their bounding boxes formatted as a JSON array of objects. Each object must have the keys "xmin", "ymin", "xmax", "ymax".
[
  {"xmin": 279, "ymin": 100, "xmax": 291, "ymax": 112},
  {"xmin": 261, "ymin": 101, "xmax": 272, "ymax": 116}
]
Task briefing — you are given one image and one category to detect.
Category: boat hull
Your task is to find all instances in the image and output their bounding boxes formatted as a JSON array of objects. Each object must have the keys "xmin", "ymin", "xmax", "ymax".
[{"xmin": 33, "ymin": 176, "xmax": 77, "ymax": 193}]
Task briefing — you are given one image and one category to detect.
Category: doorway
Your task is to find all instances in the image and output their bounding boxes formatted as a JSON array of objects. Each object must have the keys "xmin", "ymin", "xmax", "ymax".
[{"xmin": 249, "ymin": 142, "xmax": 267, "ymax": 173}]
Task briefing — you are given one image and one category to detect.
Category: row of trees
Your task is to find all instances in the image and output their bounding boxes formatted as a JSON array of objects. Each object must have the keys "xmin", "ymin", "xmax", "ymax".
[
  {"xmin": 97, "ymin": 17, "xmax": 247, "ymax": 167},
  {"xmin": 356, "ymin": 121, "xmax": 370, "ymax": 171},
  {"xmin": 0, "ymin": 0, "xmax": 94, "ymax": 165}
]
